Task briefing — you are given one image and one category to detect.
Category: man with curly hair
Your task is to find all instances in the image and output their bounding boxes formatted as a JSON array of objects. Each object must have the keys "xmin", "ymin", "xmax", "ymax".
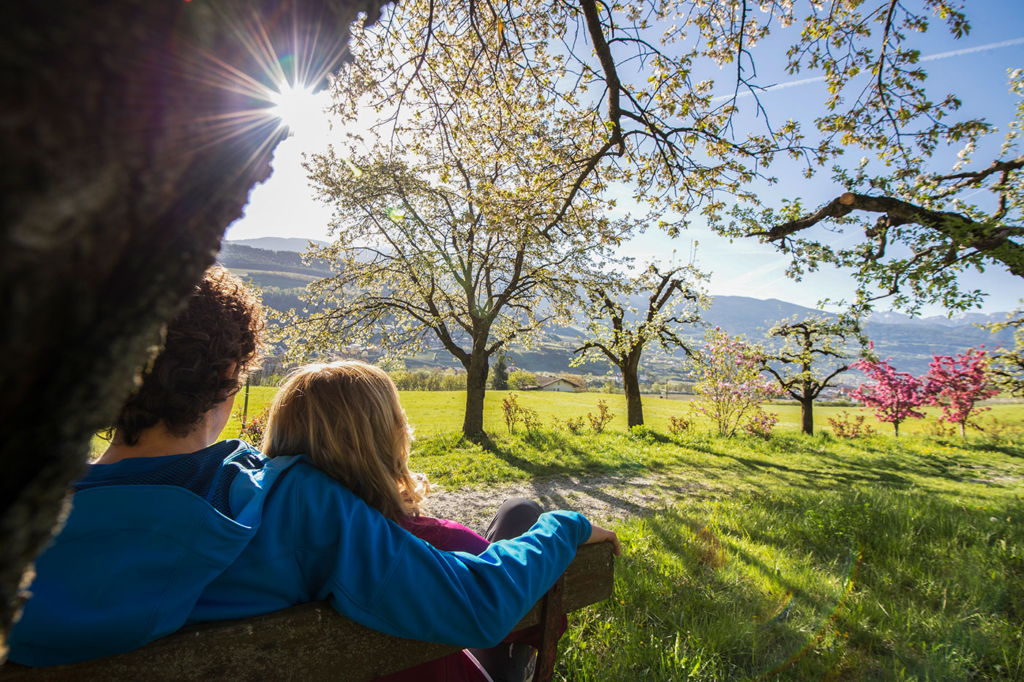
[{"xmin": 8, "ymin": 266, "xmax": 618, "ymax": 670}]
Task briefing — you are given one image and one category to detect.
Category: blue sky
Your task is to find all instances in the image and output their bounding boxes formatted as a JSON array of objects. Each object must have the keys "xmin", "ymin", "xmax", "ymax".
[{"xmin": 227, "ymin": 3, "xmax": 1024, "ymax": 315}]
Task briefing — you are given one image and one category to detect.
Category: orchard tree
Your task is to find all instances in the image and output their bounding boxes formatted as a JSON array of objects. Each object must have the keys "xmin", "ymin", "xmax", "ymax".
[
  {"xmin": 573, "ymin": 263, "xmax": 707, "ymax": 428},
  {"xmin": 735, "ymin": 67, "xmax": 1024, "ymax": 315},
  {"xmin": 282, "ymin": 0, "xmax": 633, "ymax": 438},
  {"xmin": 690, "ymin": 327, "xmax": 780, "ymax": 437},
  {"xmin": 760, "ymin": 315, "xmax": 866, "ymax": 435},
  {"xmin": 850, "ymin": 359, "xmax": 926, "ymax": 437},
  {"xmin": 283, "ymin": 142, "xmax": 623, "ymax": 437},
  {"xmin": 923, "ymin": 348, "xmax": 999, "ymax": 437}
]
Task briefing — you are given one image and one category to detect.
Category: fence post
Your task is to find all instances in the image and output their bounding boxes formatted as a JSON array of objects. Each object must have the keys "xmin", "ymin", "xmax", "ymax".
[{"xmin": 241, "ymin": 375, "xmax": 250, "ymax": 427}]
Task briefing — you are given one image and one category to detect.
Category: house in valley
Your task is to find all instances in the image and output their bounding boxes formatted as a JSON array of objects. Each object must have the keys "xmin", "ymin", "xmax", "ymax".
[{"xmin": 534, "ymin": 375, "xmax": 586, "ymax": 393}]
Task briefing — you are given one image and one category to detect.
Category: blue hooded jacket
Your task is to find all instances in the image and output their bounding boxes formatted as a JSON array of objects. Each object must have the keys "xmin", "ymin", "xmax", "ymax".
[{"xmin": 8, "ymin": 441, "xmax": 591, "ymax": 666}]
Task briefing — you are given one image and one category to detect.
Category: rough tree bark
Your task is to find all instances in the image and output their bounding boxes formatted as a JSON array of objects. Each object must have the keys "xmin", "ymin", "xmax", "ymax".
[
  {"xmin": 0, "ymin": 0, "xmax": 385, "ymax": 660},
  {"xmin": 799, "ymin": 387, "xmax": 815, "ymax": 436},
  {"xmin": 463, "ymin": 349, "xmax": 490, "ymax": 438}
]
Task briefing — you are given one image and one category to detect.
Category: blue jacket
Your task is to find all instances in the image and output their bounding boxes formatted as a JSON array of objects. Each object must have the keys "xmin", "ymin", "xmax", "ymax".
[{"xmin": 8, "ymin": 441, "xmax": 591, "ymax": 666}]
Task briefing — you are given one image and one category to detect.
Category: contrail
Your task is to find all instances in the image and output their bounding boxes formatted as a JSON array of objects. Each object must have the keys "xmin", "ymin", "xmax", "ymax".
[
  {"xmin": 920, "ymin": 36, "xmax": 1024, "ymax": 61},
  {"xmin": 711, "ymin": 36, "xmax": 1024, "ymax": 102}
]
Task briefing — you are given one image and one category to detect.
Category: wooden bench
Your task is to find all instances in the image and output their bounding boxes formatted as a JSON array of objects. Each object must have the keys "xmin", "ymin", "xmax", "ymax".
[{"xmin": 0, "ymin": 542, "xmax": 614, "ymax": 682}]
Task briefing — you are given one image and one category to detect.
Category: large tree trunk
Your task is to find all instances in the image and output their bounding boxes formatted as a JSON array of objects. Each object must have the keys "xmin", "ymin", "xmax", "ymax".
[
  {"xmin": 800, "ymin": 392, "xmax": 814, "ymax": 436},
  {"xmin": 463, "ymin": 351, "xmax": 490, "ymax": 437},
  {"xmin": 622, "ymin": 360, "xmax": 644, "ymax": 429},
  {"xmin": 0, "ymin": 0, "xmax": 384, "ymax": 659}
]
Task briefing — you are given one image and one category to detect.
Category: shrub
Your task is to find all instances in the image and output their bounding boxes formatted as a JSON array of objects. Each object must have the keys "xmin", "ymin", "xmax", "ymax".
[
  {"xmin": 553, "ymin": 415, "xmax": 586, "ymax": 435},
  {"xmin": 439, "ymin": 373, "xmax": 467, "ymax": 391},
  {"xmin": 587, "ymin": 399, "xmax": 615, "ymax": 433},
  {"xmin": 629, "ymin": 424, "xmax": 658, "ymax": 444},
  {"xmin": 827, "ymin": 411, "xmax": 875, "ymax": 439},
  {"xmin": 521, "ymin": 406, "xmax": 541, "ymax": 432},
  {"xmin": 502, "ymin": 394, "xmax": 522, "ymax": 434},
  {"xmin": 742, "ymin": 409, "xmax": 779, "ymax": 440},
  {"xmin": 979, "ymin": 417, "xmax": 1024, "ymax": 445},
  {"xmin": 668, "ymin": 415, "xmax": 691, "ymax": 436},
  {"xmin": 924, "ymin": 420, "xmax": 957, "ymax": 438},
  {"xmin": 689, "ymin": 327, "xmax": 779, "ymax": 437},
  {"xmin": 389, "ymin": 368, "xmax": 465, "ymax": 391},
  {"xmin": 238, "ymin": 408, "xmax": 270, "ymax": 447}
]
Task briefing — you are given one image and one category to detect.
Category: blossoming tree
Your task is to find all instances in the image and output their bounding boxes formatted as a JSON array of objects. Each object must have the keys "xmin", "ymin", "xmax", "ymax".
[
  {"xmin": 850, "ymin": 359, "xmax": 926, "ymax": 437},
  {"xmin": 574, "ymin": 263, "xmax": 708, "ymax": 428},
  {"xmin": 690, "ymin": 328, "xmax": 779, "ymax": 437},
  {"xmin": 923, "ymin": 348, "xmax": 999, "ymax": 437}
]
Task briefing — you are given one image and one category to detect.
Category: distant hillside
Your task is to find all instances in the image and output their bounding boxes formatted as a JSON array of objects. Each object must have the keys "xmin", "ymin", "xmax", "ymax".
[
  {"xmin": 219, "ymin": 242, "xmax": 333, "ymax": 278},
  {"xmin": 227, "ymin": 237, "xmax": 328, "ymax": 252},
  {"xmin": 702, "ymin": 296, "xmax": 823, "ymax": 337},
  {"xmin": 221, "ymin": 241, "xmax": 1015, "ymax": 380}
]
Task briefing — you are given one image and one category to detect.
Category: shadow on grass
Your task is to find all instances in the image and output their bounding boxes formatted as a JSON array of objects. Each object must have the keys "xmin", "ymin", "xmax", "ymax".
[
  {"xmin": 690, "ymin": 446, "xmax": 916, "ymax": 493},
  {"xmin": 591, "ymin": 487, "xmax": 1024, "ymax": 681},
  {"xmin": 602, "ymin": 506, "xmax": 856, "ymax": 679},
  {"xmin": 468, "ymin": 430, "xmax": 647, "ymax": 479}
]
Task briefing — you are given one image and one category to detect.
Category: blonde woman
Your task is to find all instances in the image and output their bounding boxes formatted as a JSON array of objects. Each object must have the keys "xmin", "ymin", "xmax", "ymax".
[{"xmin": 262, "ymin": 361, "xmax": 618, "ymax": 682}]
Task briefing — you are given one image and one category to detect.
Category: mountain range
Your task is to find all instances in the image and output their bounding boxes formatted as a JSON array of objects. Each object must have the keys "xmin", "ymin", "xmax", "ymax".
[{"xmin": 222, "ymin": 239, "xmax": 1015, "ymax": 378}]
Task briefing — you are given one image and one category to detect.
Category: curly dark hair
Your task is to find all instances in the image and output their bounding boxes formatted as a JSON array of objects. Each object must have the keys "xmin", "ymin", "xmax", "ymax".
[{"xmin": 113, "ymin": 265, "xmax": 265, "ymax": 445}]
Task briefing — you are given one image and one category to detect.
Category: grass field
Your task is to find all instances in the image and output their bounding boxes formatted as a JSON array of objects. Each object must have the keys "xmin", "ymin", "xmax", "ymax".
[
  {"xmin": 407, "ymin": 424, "xmax": 1024, "ymax": 681},
  {"xmin": 217, "ymin": 386, "xmax": 1024, "ymax": 443}
]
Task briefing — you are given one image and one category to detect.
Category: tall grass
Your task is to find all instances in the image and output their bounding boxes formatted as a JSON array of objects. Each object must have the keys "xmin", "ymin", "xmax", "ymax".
[{"xmin": 560, "ymin": 488, "xmax": 1024, "ymax": 681}]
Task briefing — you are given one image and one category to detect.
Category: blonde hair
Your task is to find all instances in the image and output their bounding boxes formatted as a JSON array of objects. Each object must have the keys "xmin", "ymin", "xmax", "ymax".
[{"xmin": 262, "ymin": 361, "xmax": 428, "ymax": 522}]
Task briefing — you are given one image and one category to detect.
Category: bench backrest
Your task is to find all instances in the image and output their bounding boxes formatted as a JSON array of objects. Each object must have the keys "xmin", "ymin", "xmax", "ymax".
[{"xmin": 0, "ymin": 542, "xmax": 614, "ymax": 682}]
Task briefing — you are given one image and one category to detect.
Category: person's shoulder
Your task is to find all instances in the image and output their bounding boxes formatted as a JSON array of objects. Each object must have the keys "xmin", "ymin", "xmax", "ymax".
[
  {"xmin": 266, "ymin": 457, "xmax": 370, "ymax": 515},
  {"xmin": 270, "ymin": 456, "xmax": 345, "ymax": 492}
]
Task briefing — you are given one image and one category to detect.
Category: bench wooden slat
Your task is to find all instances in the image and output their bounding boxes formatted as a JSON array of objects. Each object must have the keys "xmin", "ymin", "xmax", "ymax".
[{"xmin": 0, "ymin": 542, "xmax": 614, "ymax": 682}]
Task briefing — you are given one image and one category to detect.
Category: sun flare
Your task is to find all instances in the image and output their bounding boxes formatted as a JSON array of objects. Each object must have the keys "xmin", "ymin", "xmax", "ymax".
[{"xmin": 270, "ymin": 84, "xmax": 321, "ymax": 133}]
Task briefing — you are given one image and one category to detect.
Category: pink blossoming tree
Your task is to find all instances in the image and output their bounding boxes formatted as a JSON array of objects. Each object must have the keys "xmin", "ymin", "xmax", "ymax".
[
  {"xmin": 690, "ymin": 327, "xmax": 780, "ymax": 437},
  {"xmin": 923, "ymin": 348, "xmax": 999, "ymax": 437},
  {"xmin": 850, "ymin": 359, "xmax": 926, "ymax": 437}
]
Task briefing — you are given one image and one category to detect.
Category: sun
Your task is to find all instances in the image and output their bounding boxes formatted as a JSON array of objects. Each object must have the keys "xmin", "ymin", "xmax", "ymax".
[{"xmin": 269, "ymin": 84, "xmax": 322, "ymax": 134}]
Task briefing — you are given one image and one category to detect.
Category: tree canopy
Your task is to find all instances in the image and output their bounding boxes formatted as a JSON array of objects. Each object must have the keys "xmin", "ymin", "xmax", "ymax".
[{"xmin": 348, "ymin": 0, "xmax": 1019, "ymax": 315}]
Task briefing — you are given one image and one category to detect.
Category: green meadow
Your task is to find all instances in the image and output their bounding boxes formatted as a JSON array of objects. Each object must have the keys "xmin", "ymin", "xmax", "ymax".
[
  {"xmin": 216, "ymin": 386, "xmax": 1024, "ymax": 443},
  {"xmin": 404, "ymin": 413, "xmax": 1024, "ymax": 681}
]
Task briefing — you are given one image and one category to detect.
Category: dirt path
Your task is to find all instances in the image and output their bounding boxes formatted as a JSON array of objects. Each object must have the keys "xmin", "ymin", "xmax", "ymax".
[{"xmin": 420, "ymin": 470, "xmax": 709, "ymax": 534}]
